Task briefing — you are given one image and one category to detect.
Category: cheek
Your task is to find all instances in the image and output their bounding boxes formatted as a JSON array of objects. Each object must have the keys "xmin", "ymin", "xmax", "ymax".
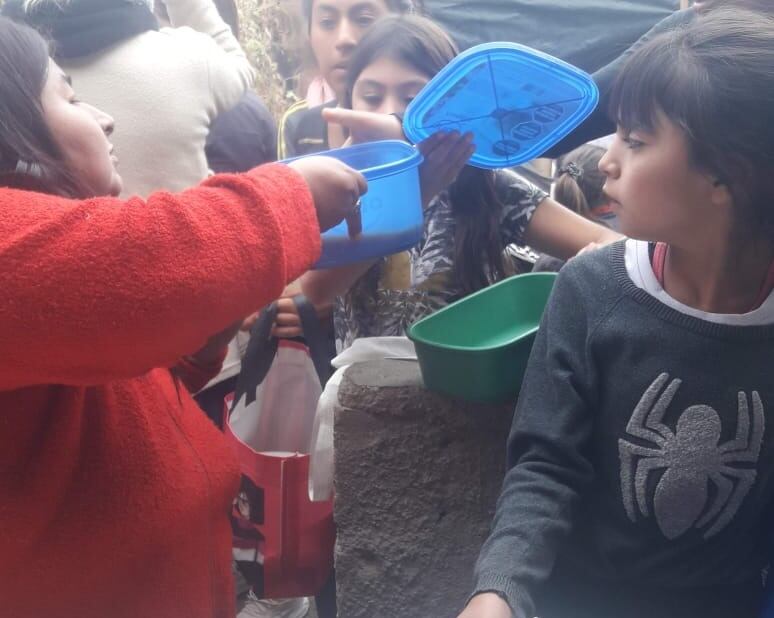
[{"xmin": 309, "ymin": 30, "xmax": 335, "ymax": 67}]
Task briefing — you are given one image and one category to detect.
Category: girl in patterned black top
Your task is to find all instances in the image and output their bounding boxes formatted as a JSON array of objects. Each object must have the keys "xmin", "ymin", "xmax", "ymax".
[{"xmin": 293, "ymin": 16, "xmax": 620, "ymax": 351}]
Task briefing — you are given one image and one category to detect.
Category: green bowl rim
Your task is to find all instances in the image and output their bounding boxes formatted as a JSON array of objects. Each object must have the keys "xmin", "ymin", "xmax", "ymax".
[{"xmin": 407, "ymin": 271, "xmax": 557, "ymax": 353}]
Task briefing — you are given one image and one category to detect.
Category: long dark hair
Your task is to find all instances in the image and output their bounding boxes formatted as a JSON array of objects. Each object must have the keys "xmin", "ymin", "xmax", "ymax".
[
  {"xmin": 345, "ymin": 15, "xmax": 508, "ymax": 295},
  {"xmin": 610, "ymin": 8, "xmax": 774, "ymax": 235},
  {"xmin": 0, "ymin": 16, "xmax": 81, "ymax": 197}
]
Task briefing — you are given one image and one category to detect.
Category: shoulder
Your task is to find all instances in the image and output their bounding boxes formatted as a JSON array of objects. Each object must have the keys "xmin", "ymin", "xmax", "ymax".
[
  {"xmin": 281, "ymin": 101, "xmax": 332, "ymax": 135},
  {"xmin": 279, "ymin": 100, "xmax": 333, "ymax": 158},
  {"xmin": 549, "ymin": 241, "xmax": 626, "ymax": 327},
  {"xmin": 280, "ymin": 99, "xmax": 310, "ymax": 128}
]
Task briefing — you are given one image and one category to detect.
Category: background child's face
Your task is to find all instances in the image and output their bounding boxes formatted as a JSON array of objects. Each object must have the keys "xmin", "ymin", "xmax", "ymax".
[
  {"xmin": 598, "ymin": 110, "xmax": 723, "ymax": 244},
  {"xmin": 351, "ymin": 57, "xmax": 430, "ymax": 116},
  {"xmin": 309, "ymin": 0, "xmax": 391, "ymax": 99}
]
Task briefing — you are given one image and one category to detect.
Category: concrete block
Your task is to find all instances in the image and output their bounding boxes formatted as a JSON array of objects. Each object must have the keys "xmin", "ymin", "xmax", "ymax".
[{"xmin": 333, "ymin": 359, "xmax": 515, "ymax": 618}]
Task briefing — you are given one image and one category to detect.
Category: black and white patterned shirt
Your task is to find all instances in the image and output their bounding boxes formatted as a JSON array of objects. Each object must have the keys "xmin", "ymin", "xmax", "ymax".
[{"xmin": 334, "ymin": 169, "xmax": 547, "ymax": 352}]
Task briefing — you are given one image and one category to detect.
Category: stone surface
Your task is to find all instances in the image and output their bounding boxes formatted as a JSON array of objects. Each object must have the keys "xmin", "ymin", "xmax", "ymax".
[{"xmin": 333, "ymin": 359, "xmax": 515, "ymax": 618}]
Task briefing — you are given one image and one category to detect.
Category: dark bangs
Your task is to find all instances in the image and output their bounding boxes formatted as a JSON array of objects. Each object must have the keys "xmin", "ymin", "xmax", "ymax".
[{"xmin": 609, "ymin": 27, "xmax": 710, "ymax": 143}]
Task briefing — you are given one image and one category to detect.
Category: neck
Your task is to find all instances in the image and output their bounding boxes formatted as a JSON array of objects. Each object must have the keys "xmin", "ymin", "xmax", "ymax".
[{"xmin": 664, "ymin": 225, "xmax": 774, "ymax": 314}]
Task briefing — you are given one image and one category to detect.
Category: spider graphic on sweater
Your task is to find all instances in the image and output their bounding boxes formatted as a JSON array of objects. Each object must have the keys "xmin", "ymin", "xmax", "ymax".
[{"xmin": 619, "ymin": 373, "xmax": 764, "ymax": 540}]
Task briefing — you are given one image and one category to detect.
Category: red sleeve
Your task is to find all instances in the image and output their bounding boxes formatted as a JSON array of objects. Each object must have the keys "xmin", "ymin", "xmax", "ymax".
[
  {"xmin": 0, "ymin": 164, "xmax": 320, "ymax": 389},
  {"xmin": 173, "ymin": 347, "xmax": 229, "ymax": 395}
]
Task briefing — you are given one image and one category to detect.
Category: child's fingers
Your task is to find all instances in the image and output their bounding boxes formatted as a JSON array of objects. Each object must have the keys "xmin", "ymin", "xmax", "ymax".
[
  {"xmin": 429, "ymin": 134, "xmax": 475, "ymax": 186},
  {"xmin": 447, "ymin": 139, "xmax": 476, "ymax": 176},
  {"xmin": 275, "ymin": 297, "xmax": 300, "ymax": 314},
  {"xmin": 275, "ymin": 312, "xmax": 301, "ymax": 327},
  {"xmin": 346, "ymin": 206, "xmax": 363, "ymax": 238},
  {"xmin": 428, "ymin": 132, "xmax": 472, "ymax": 167},
  {"xmin": 417, "ymin": 131, "xmax": 452, "ymax": 158},
  {"xmin": 240, "ymin": 312, "xmax": 259, "ymax": 331},
  {"xmin": 271, "ymin": 325, "xmax": 304, "ymax": 338}
]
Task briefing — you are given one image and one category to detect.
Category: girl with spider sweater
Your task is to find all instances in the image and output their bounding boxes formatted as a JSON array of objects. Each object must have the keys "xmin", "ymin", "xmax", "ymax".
[{"xmin": 462, "ymin": 9, "xmax": 774, "ymax": 618}]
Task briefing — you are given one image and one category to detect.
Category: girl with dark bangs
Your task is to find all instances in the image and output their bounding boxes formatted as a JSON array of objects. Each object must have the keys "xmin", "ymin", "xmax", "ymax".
[{"xmin": 462, "ymin": 8, "xmax": 774, "ymax": 618}]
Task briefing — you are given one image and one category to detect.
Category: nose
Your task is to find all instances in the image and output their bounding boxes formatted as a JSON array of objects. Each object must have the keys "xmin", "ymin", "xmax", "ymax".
[
  {"xmin": 335, "ymin": 18, "xmax": 357, "ymax": 52},
  {"xmin": 598, "ymin": 146, "xmax": 619, "ymax": 179},
  {"xmin": 86, "ymin": 102, "xmax": 115, "ymax": 137}
]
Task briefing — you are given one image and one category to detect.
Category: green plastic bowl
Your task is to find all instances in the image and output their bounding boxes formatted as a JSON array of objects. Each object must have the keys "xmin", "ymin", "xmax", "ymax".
[{"xmin": 408, "ymin": 272, "xmax": 557, "ymax": 403}]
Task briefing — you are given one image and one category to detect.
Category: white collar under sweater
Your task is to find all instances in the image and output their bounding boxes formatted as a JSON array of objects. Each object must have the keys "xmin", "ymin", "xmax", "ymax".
[{"xmin": 624, "ymin": 238, "xmax": 774, "ymax": 326}]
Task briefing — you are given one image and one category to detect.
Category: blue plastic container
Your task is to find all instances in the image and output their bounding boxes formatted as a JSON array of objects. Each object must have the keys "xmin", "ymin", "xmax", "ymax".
[
  {"xmin": 290, "ymin": 140, "xmax": 423, "ymax": 269},
  {"xmin": 403, "ymin": 42, "xmax": 599, "ymax": 169}
]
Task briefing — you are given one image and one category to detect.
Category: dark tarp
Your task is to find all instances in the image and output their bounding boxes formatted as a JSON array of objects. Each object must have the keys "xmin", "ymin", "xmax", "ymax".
[{"xmin": 420, "ymin": 0, "xmax": 679, "ymax": 74}]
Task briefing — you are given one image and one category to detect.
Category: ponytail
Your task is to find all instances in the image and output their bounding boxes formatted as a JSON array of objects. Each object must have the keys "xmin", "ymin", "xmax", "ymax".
[{"xmin": 554, "ymin": 165, "xmax": 593, "ymax": 219}]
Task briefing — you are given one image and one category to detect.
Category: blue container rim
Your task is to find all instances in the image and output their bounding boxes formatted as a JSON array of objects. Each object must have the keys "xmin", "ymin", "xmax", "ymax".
[
  {"xmin": 403, "ymin": 42, "xmax": 599, "ymax": 170},
  {"xmin": 319, "ymin": 139, "xmax": 422, "ymax": 181},
  {"xmin": 407, "ymin": 272, "xmax": 558, "ymax": 352}
]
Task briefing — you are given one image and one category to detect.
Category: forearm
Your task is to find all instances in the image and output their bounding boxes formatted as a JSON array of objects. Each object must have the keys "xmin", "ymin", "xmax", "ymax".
[
  {"xmin": 0, "ymin": 165, "xmax": 319, "ymax": 389},
  {"xmin": 525, "ymin": 197, "xmax": 623, "ymax": 261},
  {"xmin": 471, "ymin": 269, "xmax": 596, "ymax": 617},
  {"xmin": 301, "ymin": 260, "xmax": 378, "ymax": 306},
  {"xmin": 473, "ymin": 446, "xmax": 591, "ymax": 617}
]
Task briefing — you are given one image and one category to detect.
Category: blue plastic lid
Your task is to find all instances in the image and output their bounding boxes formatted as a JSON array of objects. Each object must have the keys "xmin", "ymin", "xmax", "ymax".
[{"xmin": 403, "ymin": 42, "xmax": 599, "ymax": 170}]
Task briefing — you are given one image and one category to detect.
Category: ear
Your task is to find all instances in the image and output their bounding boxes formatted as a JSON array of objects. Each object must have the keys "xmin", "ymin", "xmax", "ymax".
[{"xmin": 708, "ymin": 176, "xmax": 732, "ymax": 208}]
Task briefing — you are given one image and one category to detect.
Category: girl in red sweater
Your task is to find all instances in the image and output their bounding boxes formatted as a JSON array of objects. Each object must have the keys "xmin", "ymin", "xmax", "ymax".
[{"xmin": 0, "ymin": 16, "xmax": 365, "ymax": 618}]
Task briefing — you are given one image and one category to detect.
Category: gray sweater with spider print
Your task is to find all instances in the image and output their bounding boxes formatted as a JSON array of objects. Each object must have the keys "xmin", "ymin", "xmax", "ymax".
[{"xmin": 472, "ymin": 241, "xmax": 774, "ymax": 618}]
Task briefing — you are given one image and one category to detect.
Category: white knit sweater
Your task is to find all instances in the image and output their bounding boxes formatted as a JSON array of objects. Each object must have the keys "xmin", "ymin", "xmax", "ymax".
[{"xmin": 61, "ymin": 0, "xmax": 255, "ymax": 197}]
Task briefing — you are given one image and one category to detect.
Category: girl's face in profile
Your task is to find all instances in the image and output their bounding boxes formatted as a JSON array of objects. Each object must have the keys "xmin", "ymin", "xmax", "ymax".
[
  {"xmin": 598, "ymin": 109, "xmax": 724, "ymax": 243},
  {"xmin": 40, "ymin": 60, "xmax": 122, "ymax": 198},
  {"xmin": 351, "ymin": 56, "xmax": 429, "ymax": 116},
  {"xmin": 309, "ymin": 0, "xmax": 391, "ymax": 99}
]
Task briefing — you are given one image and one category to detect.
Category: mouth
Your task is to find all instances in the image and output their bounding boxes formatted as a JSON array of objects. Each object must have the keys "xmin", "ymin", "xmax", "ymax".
[
  {"xmin": 602, "ymin": 186, "xmax": 620, "ymax": 208},
  {"xmin": 109, "ymin": 145, "xmax": 119, "ymax": 166}
]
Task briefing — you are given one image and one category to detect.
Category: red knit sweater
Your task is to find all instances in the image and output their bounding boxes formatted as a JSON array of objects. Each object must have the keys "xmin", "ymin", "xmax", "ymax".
[{"xmin": 0, "ymin": 165, "xmax": 321, "ymax": 618}]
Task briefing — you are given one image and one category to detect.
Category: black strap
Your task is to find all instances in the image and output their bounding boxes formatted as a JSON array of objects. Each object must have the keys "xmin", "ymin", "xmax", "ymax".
[
  {"xmin": 231, "ymin": 303, "xmax": 279, "ymax": 408},
  {"xmin": 292, "ymin": 295, "xmax": 334, "ymax": 385},
  {"xmin": 230, "ymin": 296, "xmax": 333, "ymax": 411}
]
